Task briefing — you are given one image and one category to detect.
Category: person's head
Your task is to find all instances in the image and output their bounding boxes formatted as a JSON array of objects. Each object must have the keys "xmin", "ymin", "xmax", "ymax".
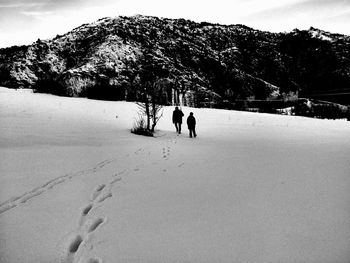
[
  {"xmin": 175, "ymin": 106, "xmax": 179, "ymax": 110},
  {"xmin": 190, "ymin": 112, "xmax": 193, "ymax": 116}
]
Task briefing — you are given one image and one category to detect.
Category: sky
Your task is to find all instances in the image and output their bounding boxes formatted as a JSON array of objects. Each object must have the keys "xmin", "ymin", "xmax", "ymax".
[{"xmin": 0, "ymin": 0, "xmax": 350, "ymax": 48}]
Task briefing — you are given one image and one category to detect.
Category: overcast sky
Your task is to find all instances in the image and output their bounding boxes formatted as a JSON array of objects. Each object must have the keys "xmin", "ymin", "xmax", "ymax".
[{"xmin": 0, "ymin": 0, "xmax": 349, "ymax": 48}]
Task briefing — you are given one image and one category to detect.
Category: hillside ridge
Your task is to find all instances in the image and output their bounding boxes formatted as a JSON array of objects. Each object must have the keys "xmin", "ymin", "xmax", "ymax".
[{"xmin": 0, "ymin": 14, "xmax": 349, "ymax": 106}]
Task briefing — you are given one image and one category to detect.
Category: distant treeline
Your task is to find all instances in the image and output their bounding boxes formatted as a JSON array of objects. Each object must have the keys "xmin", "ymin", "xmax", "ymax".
[{"xmin": 205, "ymin": 98, "xmax": 350, "ymax": 120}]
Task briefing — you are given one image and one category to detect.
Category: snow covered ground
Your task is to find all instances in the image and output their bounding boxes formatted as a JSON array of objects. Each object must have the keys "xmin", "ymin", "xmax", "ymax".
[{"xmin": 0, "ymin": 87, "xmax": 350, "ymax": 263}]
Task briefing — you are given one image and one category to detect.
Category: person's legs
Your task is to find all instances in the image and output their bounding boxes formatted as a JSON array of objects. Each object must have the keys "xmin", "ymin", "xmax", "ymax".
[
  {"xmin": 193, "ymin": 127, "xmax": 197, "ymax": 137},
  {"xmin": 174, "ymin": 123, "xmax": 179, "ymax": 133},
  {"xmin": 189, "ymin": 128, "xmax": 193, "ymax": 138},
  {"xmin": 178, "ymin": 123, "xmax": 182, "ymax": 134}
]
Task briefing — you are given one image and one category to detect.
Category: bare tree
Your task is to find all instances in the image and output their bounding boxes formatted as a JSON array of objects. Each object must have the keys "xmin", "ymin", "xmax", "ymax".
[{"xmin": 135, "ymin": 46, "xmax": 171, "ymax": 133}]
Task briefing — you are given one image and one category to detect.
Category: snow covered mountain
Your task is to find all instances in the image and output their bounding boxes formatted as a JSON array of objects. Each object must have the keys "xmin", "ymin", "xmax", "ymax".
[{"xmin": 0, "ymin": 15, "xmax": 349, "ymax": 105}]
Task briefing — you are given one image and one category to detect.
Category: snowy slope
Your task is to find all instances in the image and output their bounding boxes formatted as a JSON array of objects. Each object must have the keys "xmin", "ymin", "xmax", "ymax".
[{"xmin": 0, "ymin": 87, "xmax": 350, "ymax": 263}]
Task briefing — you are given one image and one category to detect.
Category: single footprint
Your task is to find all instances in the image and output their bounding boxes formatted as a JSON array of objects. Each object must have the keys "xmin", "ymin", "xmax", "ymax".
[
  {"xmin": 69, "ymin": 235, "xmax": 83, "ymax": 253},
  {"xmin": 110, "ymin": 177, "xmax": 122, "ymax": 185},
  {"xmin": 98, "ymin": 160, "xmax": 111, "ymax": 168},
  {"xmin": 98, "ymin": 193, "xmax": 112, "ymax": 203},
  {"xmin": 88, "ymin": 218, "xmax": 105, "ymax": 233},
  {"xmin": 91, "ymin": 184, "xmax": 105, "ymax": 200},
  {"xmin": 82, "ymin": 204, "xmax": 93, "ymax": 216},
  {"xmin": 95, "ymin": 185, "xmax": 105, "ymax": 192}
]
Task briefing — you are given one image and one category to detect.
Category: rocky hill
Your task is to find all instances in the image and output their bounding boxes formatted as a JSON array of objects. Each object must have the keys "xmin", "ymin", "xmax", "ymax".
[{"xmin": 0, "ymin": 15, "xmax": 349, "ymax": 106}]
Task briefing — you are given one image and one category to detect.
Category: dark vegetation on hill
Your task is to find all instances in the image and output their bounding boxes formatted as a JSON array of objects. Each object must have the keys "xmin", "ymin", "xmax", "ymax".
[{"xmin": 0, "ymin": 15, "xmax": 349, "ymax": 119}]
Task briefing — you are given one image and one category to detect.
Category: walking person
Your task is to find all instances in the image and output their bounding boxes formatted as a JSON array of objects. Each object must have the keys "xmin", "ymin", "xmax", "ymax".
[
  {"xmin": 187, "ymin": 112, "xmax": 197, "ymax": 138},
  {"xmin": 172, "ymin": 106, "xmax": 184, "ymax": 134}
]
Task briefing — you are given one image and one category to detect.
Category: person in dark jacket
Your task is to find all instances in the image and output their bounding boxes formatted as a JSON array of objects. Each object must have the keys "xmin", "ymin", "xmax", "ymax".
[
  {"xmin": 187, "ymin": 112, "xmax": 197, "ymax": 138},
  {"xmin": 172, "ymin": 106, "xmax": 184, "ymax": 134}
]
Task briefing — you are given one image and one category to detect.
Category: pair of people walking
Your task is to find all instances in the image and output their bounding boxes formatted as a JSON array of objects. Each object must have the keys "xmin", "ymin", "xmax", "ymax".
[{"xmin": 172, "ymin": 106, "xmax": 197, "ymax": 138}]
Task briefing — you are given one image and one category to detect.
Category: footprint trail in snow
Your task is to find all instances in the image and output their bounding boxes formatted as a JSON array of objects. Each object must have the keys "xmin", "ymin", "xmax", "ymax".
[
  {"xmin": 61, "ymin": 173, "xmax": 123, "ymax": 263},
  {"xmin": 0, "ymin": 158, "xmax": 115, "ymax": 216}
]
